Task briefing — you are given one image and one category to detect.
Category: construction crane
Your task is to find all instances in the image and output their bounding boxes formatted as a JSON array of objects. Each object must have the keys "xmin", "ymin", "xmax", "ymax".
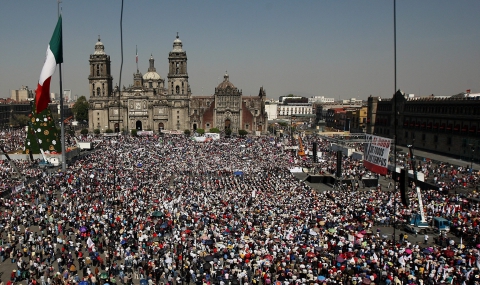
[
  {"xmin": 64, "ymin": 116, "xmax": 74, "ymax": 125},
  {"xmin": 298, "ymin": 136, "xmax": 306, "ymax": 156}
]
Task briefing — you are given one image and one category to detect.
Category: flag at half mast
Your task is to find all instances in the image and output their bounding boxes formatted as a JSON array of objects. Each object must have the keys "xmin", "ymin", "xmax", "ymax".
[{"xmin": 35, "ymin": 16, "xmax": 63, "ymax": 114}]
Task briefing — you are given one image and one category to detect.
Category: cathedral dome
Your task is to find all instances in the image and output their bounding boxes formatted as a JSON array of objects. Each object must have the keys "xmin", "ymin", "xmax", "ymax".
[
  {"xmin": 143, "ymin": 71, "xmax": 161, "ymax": 80},
  {"xmin": 143, "ymin": 54, "xmax": 161, "ymax": 80},
  {"xmin": 217, "ymin": 72, "xmax": 235, "ymax": 89}
]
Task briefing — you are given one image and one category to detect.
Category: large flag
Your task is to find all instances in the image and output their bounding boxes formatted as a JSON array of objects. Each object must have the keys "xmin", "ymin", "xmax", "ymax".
[{"xmin": 35, "ymin": 16, "xmax": 63, "ymax": 114}]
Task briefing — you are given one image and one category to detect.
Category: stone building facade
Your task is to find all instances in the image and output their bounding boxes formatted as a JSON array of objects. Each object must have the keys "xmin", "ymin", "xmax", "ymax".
[
  {"xmin": 367, "ymin": 91, "xmax": 480, "ymax": 161},
  {"xmin": 88, "ymin": 36, "xmax": 267, "ymax": 134}
]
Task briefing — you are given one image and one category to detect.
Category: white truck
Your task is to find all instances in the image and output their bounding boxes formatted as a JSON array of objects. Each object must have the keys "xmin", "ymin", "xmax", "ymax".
[{"xmin": 75, "ymin": 138, "xmax": 93, "ymax": 150}]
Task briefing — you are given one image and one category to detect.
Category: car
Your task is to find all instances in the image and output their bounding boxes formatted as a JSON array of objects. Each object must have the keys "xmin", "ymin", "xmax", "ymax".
[
  {"xmin": 402, "ymin": 225, "xmax": 419, "ymax": 235},
  {"xmin": 403, "ymin": 224, "xmax": 432, "ymax": 235}
]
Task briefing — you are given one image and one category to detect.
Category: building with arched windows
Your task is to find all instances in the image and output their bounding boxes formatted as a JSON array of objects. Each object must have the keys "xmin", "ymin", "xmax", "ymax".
[{"xmin": 88, "ymin": 35, "xmax": 267, "ymax": 134}]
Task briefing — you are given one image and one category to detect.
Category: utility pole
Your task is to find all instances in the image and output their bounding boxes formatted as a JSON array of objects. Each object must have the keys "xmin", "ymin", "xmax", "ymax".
[{"xmin": 58, "ymin": 0, "xmax": 66, "ymax": 172}]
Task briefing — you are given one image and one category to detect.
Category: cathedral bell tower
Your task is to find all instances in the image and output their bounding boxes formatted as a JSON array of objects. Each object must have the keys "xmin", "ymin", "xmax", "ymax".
[
  {"xmin": 88, "ymin": 36, "xmax": 114, "ymax": 132},
  {"xmin": 88, "ymin": 36, "xmax": 113, "ymax": 98},
  {"xmin": 167, "ymin": 34, "xmax": 191, "ymax": 130},
  {"xmin": 168, "ymin": 34, "xmax": 189, "ymax": 95}
]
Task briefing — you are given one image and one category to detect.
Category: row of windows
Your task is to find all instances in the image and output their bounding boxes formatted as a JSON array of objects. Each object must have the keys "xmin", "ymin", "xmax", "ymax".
[
  {"xmin": 403, "ymin": 121, "xmax": 478, "ymax": 133},
  {"xmin": 278, "ymin": 109, "xmax": 312, "ymax": 115},
  {"xmin": 405, "ymin": 105, "xmax": 480, "ymax": 115},
  {"xmin": 279, "ymin": 107, "xmax": 311, "ymax": 111},
  {"xmin": 405, "ymin": 132, "xmax": 479, "ymax": 149}
]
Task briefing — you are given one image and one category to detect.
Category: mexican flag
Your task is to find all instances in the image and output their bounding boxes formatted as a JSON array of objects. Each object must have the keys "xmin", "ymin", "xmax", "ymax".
[{"xmin": 35, "ymin": 15, "xmax": 63, "ymax": 114}]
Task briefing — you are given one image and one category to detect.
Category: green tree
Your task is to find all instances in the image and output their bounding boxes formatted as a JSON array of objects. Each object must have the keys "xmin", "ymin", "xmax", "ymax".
[
  {"xmin": 209, "ymin": 127, "xmax": 220, "ymax": 133},
  {"xmin": 238, "ymin": 129, "xmax": 248, "ymax": 137},
  {"xmin": 12, "ymin": 114, "xmax": 30, "ymax": 127},
  {"xmin": 80, "ymin": 129, "xmax": 89, "ymax": 135},
  {"xmin": 197, "ymin": 128, "xmax": 205, "ymax": 135},
  {"xmin": 184, "ymin": 129, "xmax": 191, "ymax": 136},
  {"xmin": 131, "ymin": 129, "xmax": 138, "ymax": 137},
  {"xmin": 94, "ymin": 129, "xmax": 100, "ymax": 135},
  {"xmin": 225, "ymin": 128, "xmax": 232, "ymax": 137},
  {"xmin": 105, "ymin": 129, "xmax": 113, "ymax": 133},
  {"xmin": 72, "ymin": 95, "xmax": 89, "ymax": 122}
]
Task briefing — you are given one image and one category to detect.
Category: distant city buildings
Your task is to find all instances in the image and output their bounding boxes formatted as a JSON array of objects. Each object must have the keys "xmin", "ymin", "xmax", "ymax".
[
  {"xmin": 63, "ymin": 89, "xmax": 71, "ymax": 102},
  {"xmin": 308, "ymin": 96, "xmax": 335, "ymax": 104},
  {"xmin": 10, "ymin": 86, "xmax": 33, "ymax": 102},
  {"xmin": 265, "ymin": 94, "xmax": 366, "ymax": 129},
  {"xmin": 264, "ymin": 100, "xmax": 278, "ymax": 120}
]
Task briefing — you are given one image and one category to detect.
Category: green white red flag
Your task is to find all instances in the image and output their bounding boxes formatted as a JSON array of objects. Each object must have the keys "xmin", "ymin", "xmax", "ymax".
[{"xmin": 35, "ymin": 16, "xmax": 63, "ymax": 113}]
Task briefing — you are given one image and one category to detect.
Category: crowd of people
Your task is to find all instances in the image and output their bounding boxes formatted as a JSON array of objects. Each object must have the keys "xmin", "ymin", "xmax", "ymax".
[{"xmin": 0, "ymin": 132, "xmax": 480, "ymax": 285}]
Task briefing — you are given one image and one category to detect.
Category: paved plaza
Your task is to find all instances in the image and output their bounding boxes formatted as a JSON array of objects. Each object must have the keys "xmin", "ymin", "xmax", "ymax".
[{"xmin": 0, "ymin": 132, "xmax": 479, "ymax": 285}]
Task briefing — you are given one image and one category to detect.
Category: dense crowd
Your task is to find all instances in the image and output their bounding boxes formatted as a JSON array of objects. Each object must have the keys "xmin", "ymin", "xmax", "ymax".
[{"xmin": 0, "ymin": 132, "xmax": 480, "ymax": 285}]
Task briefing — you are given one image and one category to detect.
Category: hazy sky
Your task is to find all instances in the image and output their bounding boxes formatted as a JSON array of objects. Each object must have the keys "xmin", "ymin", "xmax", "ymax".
[{"xmin": 1, "ymin": 1, "xmax": 479, "ymax": 101}]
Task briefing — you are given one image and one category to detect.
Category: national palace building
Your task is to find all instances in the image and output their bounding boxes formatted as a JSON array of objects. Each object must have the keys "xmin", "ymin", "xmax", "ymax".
[
  {"xmin": 367, "ymin": 90, "xmax": 480, "ymax": 161},
  {"xmin": 88, "ymin": 36, "xmax": 267, "ymax": 134}
]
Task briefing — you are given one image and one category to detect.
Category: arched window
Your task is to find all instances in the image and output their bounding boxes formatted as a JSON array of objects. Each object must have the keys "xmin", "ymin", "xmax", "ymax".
[
  {"xmin": 97, "ymin": 87, "xmax": 101, "ymax": 97},
  {"xmin": 96, "ymin": 65, "xmax": 100, "ymax": 76},
  {"xmin": 176, "ymin": 85, "xmax": 180, "ymax": 94},
  {"xmin": 102, "ymin": 83, "xmax": 105, "ymax": 96}
]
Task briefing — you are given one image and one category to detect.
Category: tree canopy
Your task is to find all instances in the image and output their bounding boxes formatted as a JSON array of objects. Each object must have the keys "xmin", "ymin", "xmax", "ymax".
[
  {"xmin": 72, "ymin": 96, "xmax": 89, "ymax": 122},
  {"xmin": 238, "ymin": 129, "xmax": 248, "ymax": 137},
  {"xmin": 12, "ymin": 114, "xmax": 30, "ymax": 127}
]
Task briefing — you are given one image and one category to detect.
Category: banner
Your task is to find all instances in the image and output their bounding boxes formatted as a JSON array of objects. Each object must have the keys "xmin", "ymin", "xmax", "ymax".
[
  {"xmin": 284, "ymin": 146, "xmax": 299, "ymax": 150},
  {"xmin": 14, "ymin": 183, "xmax": 24, "ymax": 194},
  {"xmin": 363, "ymin": 135, "xmax": 391, "ymax": 175}
]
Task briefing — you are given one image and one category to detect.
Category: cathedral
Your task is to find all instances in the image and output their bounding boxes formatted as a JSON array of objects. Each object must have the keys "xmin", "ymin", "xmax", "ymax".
[{"xmin": 88, "ymin": 35, "xmax": 267, "ymax": 134}]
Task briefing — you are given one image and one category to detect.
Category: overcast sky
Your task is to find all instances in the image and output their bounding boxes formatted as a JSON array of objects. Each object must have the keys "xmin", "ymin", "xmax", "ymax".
[{"xmin": 1, "ymin": 0, "xmax": 479, "ymax": 101}]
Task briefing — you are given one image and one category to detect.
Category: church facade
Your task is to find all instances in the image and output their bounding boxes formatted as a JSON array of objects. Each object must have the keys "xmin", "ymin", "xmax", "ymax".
[{"xmin": 88, "ymin": 36, "xmax": 267, "ymax": 134}]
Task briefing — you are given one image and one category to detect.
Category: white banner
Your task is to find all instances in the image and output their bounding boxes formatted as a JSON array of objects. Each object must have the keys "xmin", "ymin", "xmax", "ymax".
[
  {"xmin": 13, "ymin": 183, "xmax": 24, "ymax": 194},
  {"xmin": 284, "ymin": 146, "xmax": 299, "ymax": 150},
  {"xmin": 363, "ymin": 135, "xmax": 391, "ymax": 175}
]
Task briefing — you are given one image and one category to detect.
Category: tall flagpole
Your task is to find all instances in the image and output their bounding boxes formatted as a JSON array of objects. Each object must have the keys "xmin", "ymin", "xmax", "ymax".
[{"xmin": 58, "ymin": 0, "xmax": 66, "ymax": 171}]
